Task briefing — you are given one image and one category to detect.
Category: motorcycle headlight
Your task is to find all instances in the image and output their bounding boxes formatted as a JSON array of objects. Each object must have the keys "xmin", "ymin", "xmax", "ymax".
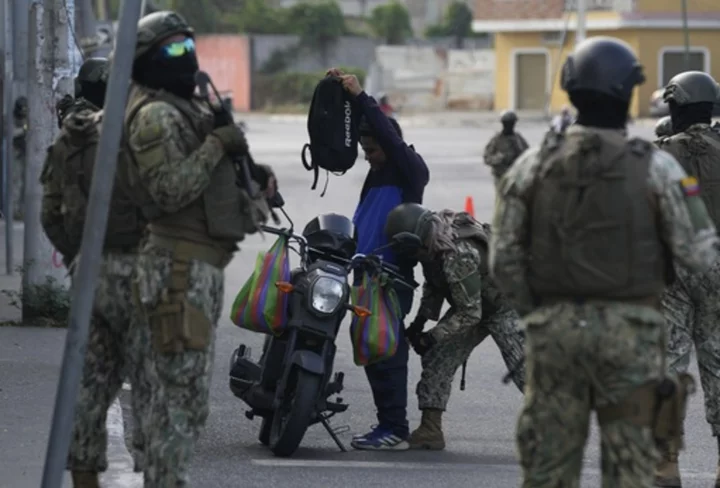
[{"xmin": 309, "ymin": 277, "xmax": 345, "ymax": 315}]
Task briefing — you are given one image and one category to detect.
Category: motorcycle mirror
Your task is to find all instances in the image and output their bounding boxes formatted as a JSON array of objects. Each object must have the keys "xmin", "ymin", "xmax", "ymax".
[{"xmin": 391, "ymin": 232, "xmax": 423, "ymax": 249}]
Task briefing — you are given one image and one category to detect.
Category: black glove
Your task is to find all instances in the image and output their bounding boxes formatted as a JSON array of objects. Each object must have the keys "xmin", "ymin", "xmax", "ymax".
[
  {"xmin": 212, "ymin": 109, "xmax": 230, "ymax": 129},
  {"xmin": 410, "ymin": 331, "xmax": 436, "ymax": 356},
  {"xmin": 405, "ymin": 315, "xmax": 427, "ymax": 342}
]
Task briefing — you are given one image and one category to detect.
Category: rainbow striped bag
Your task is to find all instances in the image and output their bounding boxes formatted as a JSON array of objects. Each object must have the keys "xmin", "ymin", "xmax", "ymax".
[
  {"xmin": 349, "ymin": 271, "xmax": 402, "ymax": 366},
  {"xmin": 230, "ymin": 236, "xmax": 291, "ymax": 336}
]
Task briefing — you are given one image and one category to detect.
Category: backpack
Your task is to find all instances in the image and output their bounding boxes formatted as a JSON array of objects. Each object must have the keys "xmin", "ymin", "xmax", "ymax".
[{"xmin": 301, "ymin": 76, "xmax": 360, "ymax": 197}]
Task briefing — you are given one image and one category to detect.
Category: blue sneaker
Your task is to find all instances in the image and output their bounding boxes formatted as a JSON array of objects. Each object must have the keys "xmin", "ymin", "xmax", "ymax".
[{"xmin": 351, "ymin": 426, "xmax": 409, "ymax": 451}]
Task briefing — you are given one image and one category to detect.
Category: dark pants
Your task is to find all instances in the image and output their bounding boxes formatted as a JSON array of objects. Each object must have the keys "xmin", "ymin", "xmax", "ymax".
[{"xmin": 363, "ymin": 288, "xmax": 413, "ymax": 438}]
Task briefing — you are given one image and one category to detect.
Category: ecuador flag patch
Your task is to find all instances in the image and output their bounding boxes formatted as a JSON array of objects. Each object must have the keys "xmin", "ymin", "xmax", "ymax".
[{"xmin": 680, "ymin": 177, "xmax": 700, "ymax": 197}]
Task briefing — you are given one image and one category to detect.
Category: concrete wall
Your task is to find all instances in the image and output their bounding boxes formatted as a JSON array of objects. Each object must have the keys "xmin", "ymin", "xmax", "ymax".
[
  {"xmin": 250, "ymin": 35, "xmax": 378, "ymax": 73},
  {"xmin": 368, "ymin": 45, "xmax": 495, "ymax": 112}
]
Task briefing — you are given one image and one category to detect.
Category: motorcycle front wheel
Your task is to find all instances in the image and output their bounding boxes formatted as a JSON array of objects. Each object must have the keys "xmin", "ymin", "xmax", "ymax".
[{"xmin": 269, "ymin": 368, "xmax": 321, "ymax": 457}]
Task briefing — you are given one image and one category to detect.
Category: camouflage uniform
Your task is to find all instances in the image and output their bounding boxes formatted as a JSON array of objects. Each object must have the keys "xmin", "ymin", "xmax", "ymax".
[
  {"xmin": 490, "ymin": 37, "xmax": 718, "ymax": 487},
  {"xmin": 122, "ymin": 11, "xmax": 270, "ymax": 486},
  {"xmin": 484, "ymin": 132, "xmax": 529, "ymax": 186},
  {"xmin": 415, "ymin": 235, "xmax": 525, "ymax": 413},
  {"xmin": 39, "ymin": 59, "xmax": 151, "ymax": 487},
  {"xmin": 383, "ymin": 206, "xmax": 525, "ymax": 451},
  {"xmin": 657, "ymin": 121, "xmax": 720, "ymax": 487},
  {"xmin": 491, "ymin": 124, "xmax": 718, "ymax": 487}
]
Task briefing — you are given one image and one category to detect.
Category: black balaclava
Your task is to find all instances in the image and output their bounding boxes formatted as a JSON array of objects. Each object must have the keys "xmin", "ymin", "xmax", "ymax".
[
  {"xmin": 669, "ymin": 101, "xmax": 714, "ymax": 134},
  {"xmin": 570, "ymin": 90, "xmax": 629, "ymax": 130},
  {"xmin": 77, "ymin": 80, "xmax": 107, "ymax": 109},
  {"xmin": 132, "ymin": 39, "xmax": 199, "ymax": 99},
  {"xmin": 501, "ymin": 122, "xmax": 515, "ymax": 135}
]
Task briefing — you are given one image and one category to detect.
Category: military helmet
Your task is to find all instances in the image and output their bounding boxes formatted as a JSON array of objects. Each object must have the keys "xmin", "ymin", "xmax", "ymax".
[
  {"xmin": 74, "ymin": 57, "xmax": 108, "ymax": 97},
  {"xmin": 135, "ymin": 11, "xmax": 194, "ymax": 60},
  {"xmin": 560, "ymin": 36, "xmax": 645, "ymax": 103},
  {"xmin": 663, "ymin": 71, "xmax": 720, "ymax": 106},
  {"xmin": 654, "ymin": 116, "xmax": 672, "ymax": 138},
  {"xmin": 384, "ymin": 203, "xmax": 433, "ymax": 246},
  {"xmin": 500, "ymin": 110, "xmax": 517, "ymax": 124}
]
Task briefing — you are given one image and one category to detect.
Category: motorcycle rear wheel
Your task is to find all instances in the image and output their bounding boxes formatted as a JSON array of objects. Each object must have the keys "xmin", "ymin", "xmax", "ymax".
[{"xmin": 269, "ymin": 368, "xmax": 320, "ymax": 457}]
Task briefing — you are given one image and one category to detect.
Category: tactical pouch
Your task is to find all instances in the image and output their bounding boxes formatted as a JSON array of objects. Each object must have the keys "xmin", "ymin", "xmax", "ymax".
[
  {"xmin": 596, "ymin": 382, "xmax": 658, "ymax": 428},
  {"xmin": 148, "ymin": 259, "xmax": 212, "ymax": 354},
  {"xmin": 653, "ymin": 373, "xmax": 696, "ymax": 449}
]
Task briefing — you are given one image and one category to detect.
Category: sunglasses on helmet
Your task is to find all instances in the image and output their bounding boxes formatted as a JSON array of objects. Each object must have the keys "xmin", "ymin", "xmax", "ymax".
[{"xmin": 159, "ymin": 37, "xmax": 195, "ymax": 58}]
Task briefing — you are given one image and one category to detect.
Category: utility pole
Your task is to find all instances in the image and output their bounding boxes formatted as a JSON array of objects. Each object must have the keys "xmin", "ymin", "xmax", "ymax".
[
  {"xmin": 76, "ymin": 0, "xmax": 98, "ymax": 58},
  {"xmin": 41, "ymin": 0, "xmax": 143, "ymax": 484},
  {"xmin": 13, "ymin": 0, "xmax": 30, "ymax": 99},
  {"xmin": 680, "ymin": 0, "xmax": 690, "ymax": 70},
  {"xmin": 2, "ymin": 0, "xmax": 14, "ymax": 275},
  {"xmin": 575, "ymin": 0, "xmax": 587, "ymax": 45},
  {"xmin": 24, "ymin": 0, "xmax": 74, "ymax": 319}
]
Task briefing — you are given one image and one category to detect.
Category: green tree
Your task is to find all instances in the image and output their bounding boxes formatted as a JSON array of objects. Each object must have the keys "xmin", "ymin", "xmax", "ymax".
[
  {"xmin": 425, "ymin": 1, "xmax": 474, "ymax": 48},
  {"xmin": 225, "ymin": 0, "xmax": 289, "ymax": 34},
  {"xmin": 286, "ymin": 1, "xmax": 346, "ymax": 64},
  {"xmin": 369, "ymin": 1, "xmax": 413, "ymax": 45}
]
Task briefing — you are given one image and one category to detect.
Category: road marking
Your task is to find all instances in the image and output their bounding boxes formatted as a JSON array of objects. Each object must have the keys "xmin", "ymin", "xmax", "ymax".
[
  {"xmin": 102, "ymin": 399, "xmax": 142, "ymax": 487},
  {"xmin": 250, "ymin": 459, "xmax": 717, "ymax": 479}
]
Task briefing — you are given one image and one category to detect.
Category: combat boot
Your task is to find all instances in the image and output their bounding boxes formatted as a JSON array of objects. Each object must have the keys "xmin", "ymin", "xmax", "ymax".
[
  {"xmin": 71, "ymin": 470, "xmax": 100, "ymax": 488},
  {"xmin": 408, "ymin": 408, "xmax": 445, "ymax": 450},
  {"xmin": 654, "ymin": 440, "xmax": 681, "ymax": 488}
]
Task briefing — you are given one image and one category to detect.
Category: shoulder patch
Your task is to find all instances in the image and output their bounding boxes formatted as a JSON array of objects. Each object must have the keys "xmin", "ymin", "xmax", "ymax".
[{"xmin": 680, "ymin": 176, "xmax": 700, "ymax": 196}]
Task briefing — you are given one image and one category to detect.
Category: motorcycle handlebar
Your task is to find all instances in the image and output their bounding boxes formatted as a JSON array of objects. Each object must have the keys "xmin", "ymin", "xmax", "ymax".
[
  {"xmin": 259, "ymin": 225, "xmax": 307, "ymax": 248},
  {"xmin": 348, "ymin": 253, "xmax": 418, "ymax": 290}
]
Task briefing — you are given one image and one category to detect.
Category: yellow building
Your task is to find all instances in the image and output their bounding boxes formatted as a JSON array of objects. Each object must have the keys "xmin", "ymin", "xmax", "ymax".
[{"xmin": 472, "ymin": 0, "xmax": 720, "ymax": 117}]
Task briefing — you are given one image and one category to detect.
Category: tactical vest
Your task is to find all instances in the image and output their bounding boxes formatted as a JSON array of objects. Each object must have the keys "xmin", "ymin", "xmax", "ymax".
[
  {"xmin": 663, "ymin": 126, "xmax": 720, "ymax": 230},
  {"xmin": 44, "ymin": 104, "xmax": 145, "ymax": 258},
  {"xmin": 422, "ymin": 212, "xmax": 503, "ymax": 315},
  {"xmin": 122, "ymin": 84, "xmax": 256, "ymax": 251},
  {"xmin": 527, "ymin": 130, "xmax": 669, "ymax": 300}
]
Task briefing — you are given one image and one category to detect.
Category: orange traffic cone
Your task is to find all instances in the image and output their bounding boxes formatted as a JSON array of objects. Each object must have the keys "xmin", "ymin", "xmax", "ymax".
[{"xmin": 464, "ymin": 196, "xmax": 475, "ymax": 217}]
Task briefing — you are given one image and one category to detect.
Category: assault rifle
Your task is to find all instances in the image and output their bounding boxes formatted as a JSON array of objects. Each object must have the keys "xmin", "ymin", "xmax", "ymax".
[{"xmin": 194, "ymin": 71, "xmax": 279, "ymax": 224}]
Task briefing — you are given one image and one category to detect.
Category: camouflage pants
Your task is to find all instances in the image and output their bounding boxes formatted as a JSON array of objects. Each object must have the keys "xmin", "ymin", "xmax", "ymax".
[
  {"xmin": 416, "ymin": 307, "xmax": 525, "ymax": 410},
  {"xmin": 130, "ymin": 245, "xmax": 224, "ymax": 488},
  {"xmin": 67, "ymin": 252, "xmax": 147, "ymax": 472},
  {"xmin": 518, "ymin": 302, "xmax": 665, "ymax": 488},
  {"xmin": 662, "ymin": 261, "xmax": 720, "ymax": 436}
]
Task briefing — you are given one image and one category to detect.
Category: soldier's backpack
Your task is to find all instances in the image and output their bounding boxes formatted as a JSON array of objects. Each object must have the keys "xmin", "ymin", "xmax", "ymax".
[{"xmin": 301, "ymin": 76, "xmax": 360, "ymax": 197}]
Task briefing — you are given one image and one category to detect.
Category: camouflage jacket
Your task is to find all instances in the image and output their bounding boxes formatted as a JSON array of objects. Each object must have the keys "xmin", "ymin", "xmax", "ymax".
[
  {"xmin": 490, "ymin": 125, "xmax": 719, "ymax": 314},
  {"xmin": 483, "ymin": 132, "xmax": 529, "ymax": 179}
]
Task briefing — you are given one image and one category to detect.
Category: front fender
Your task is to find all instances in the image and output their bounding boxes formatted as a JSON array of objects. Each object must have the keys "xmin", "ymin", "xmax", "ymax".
[{"xmin": 290, "ymin": 349, "xmax": 325, "ymax": 376}]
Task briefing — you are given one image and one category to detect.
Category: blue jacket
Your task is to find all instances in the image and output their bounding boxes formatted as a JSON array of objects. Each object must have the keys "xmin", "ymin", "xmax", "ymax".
[{"xmin": 352, "ymin": 92, "xmax": 429, "ymax": 295}]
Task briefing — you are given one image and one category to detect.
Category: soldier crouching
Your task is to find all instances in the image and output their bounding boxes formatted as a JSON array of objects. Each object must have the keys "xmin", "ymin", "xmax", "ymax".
[{"xmin": 383, "ymin": 203, "xmax": 526, "ymax": 451}]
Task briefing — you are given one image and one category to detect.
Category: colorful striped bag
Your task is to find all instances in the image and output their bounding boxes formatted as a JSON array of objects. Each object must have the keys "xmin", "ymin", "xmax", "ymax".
[
  {"xmin": 349, "ymin": 271, "xmax": 402, "ymax": 366},
  {"xmin": 230, "ymin": 236, "xmax": 291, "ymax": 336}
]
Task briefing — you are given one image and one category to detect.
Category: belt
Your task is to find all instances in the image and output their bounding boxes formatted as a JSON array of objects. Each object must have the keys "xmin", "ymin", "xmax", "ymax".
[{"xmin": 146, "ymin": 233, "xmax": 231, "ymax": 269}]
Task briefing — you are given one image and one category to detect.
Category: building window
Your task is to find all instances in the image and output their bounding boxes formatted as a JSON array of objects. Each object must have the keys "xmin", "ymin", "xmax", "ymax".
[{"xmin": 658, "ymin": 47, "xmax": 710, "ymax": 88}]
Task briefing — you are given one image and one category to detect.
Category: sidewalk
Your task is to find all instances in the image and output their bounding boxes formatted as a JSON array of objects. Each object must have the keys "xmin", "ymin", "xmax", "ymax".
[{"xmin": 0, "ymin": 222, "xmax": 141, "ymax": 487}]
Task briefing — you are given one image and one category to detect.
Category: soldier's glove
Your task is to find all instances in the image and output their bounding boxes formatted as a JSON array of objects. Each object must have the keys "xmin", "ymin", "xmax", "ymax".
[
  {"xmin": 211, "ymin": 124, "xmax": 249, "ymax": 156},
  {"xmin": 405, "ymin": 315, "xmax": 427, "ymax": 342},
  {"xmin": 212, "ymin": 109, "xmax": 230, "ymax": 129},
  {"xmin": 410, "ymin": 331, "xmax": 436, "ymax": 356}
]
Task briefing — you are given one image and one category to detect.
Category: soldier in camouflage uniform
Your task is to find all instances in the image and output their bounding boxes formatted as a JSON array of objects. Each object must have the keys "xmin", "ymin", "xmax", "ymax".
[
  {"xmin": 654, "ymin": 71, "xmax": 720, "ymax": 488},
  {"xmin": 483, "ymin": 110, "xmax": 529, "ymax": 186},
  {"xmin": 40, "ymin": 57, "xmax": 150, "ymax": 488},
  {"xmin": 490, "ymin": 37, "xmax": 719, "ymax": 487},
  {"xmin": 383, "ymin": 203, "xmax": 525, "ymax": 451},
  {"xmin": 122, "ymin": 11, "xmax": 275, "ymax": 486},
  {"xmin": 655, "ymin": 115, "xmax": 673, "ymax": 143}
]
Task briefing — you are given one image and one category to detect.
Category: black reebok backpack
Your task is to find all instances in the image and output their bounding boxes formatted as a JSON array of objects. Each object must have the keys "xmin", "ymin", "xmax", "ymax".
[{"xmin": 301, "ymin": 76, "xmax": 360, "ymax": 196}]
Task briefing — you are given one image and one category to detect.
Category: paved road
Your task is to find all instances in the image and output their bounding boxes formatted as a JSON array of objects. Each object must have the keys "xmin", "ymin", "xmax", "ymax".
[
  {"xmin": 2, "ymin": 116, "xmax": 716, "ymax": 487},
  {"xmin": 114, "ymin": 118, "xmax": 718, "ymax": 487}
]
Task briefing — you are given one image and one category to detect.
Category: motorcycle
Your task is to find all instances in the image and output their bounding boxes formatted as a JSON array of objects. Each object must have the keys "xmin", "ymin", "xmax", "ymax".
[{"xmin": 229, "ymin": 198, "xmax": 418, "ymax": 457}]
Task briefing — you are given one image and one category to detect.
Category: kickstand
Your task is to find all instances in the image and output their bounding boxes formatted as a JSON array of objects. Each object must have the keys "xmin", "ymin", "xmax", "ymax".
[{"xmin": 320, "ymin": 415, "xmax": 348, "ymax": 452}]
